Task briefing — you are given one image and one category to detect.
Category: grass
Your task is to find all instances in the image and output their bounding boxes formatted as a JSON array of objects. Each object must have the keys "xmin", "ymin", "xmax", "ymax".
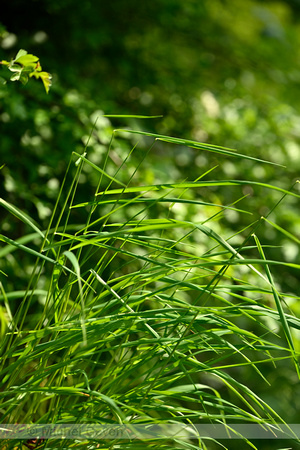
[{"xmin": 0, "ymin": 121, "xmax": 300, "ymax": 449}]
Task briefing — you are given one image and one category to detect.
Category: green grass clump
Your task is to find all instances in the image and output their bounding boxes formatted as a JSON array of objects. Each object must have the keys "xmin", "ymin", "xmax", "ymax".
[{"xmin": 0, "ymin": 123, "xmax": 300, "ymax": 449}]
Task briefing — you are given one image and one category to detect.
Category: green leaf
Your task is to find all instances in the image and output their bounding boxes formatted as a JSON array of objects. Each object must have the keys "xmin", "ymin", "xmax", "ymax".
[
  {"xmin": 9, "ymin": 72, "xmax": 20, "ymax": 82},
  {"xmin": 8, "ymin": 63, "xmax": 22, "ymax": 73},
  {"xmin": 19, "ymin": 72, "xmax": 29, "ymax": 85},
  {"xmin": 30, "ymin": 69, "xmax": 52, "ymax": 94},
  {"xmin": 15, "ymin": 53, "xmax": 39, "ymax": 67},
  {"xmin": 14, "ymin": 49, "xmax": 27, "ymax": 60}
]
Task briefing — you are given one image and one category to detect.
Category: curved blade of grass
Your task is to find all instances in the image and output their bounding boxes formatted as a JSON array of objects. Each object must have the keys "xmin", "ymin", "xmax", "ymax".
[
  {"xmin": 0, "ymin": 232, "xmax": 44, "ymax": 258},
  {"xmin": 73, "ymin": 151, "xmax": 126, "ymax": 187},
  {"xmin": 263, "ymin": 217, "xmax": 300, "ymax": 244},
  {"xmin": 95, "ymin": 179, "xmax": 300, "ymax": 199},
  {"xmin": 103, "ymin": 114, "xmax": 163, "ymax": 119},
  {"xmin": 63, "ymin": 250, "xmax": 86, "ymax": 346},
  {"xmin": 0, "ymin": 198, "xmax": 46, "ymax": 241},
  {"xmin": 0, "ymin": 234, "xmax": 89, "ymax": 283},
  {"xmin": 71, "ymin": 196, "xmax": 251, "ymax": 215},
  {"xmin": 252, "ymin": 233, "xmax": 300, "ymax": 379},
  {"xmin": 115, "ymin": 129, "xmax": 285, "ymax": 167},
  {"xmin": 0, "ymin": 289, "xmax": 48, "ymax": 301},
  {"xmin": 0, "ymin": 233, "xmax": 62, "ymax": 266}
]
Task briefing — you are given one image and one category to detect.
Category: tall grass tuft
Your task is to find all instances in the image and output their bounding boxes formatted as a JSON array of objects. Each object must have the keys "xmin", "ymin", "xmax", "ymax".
[{"xmin": 1, "ymin": 120, "xmax": 300, "ymax": 449}]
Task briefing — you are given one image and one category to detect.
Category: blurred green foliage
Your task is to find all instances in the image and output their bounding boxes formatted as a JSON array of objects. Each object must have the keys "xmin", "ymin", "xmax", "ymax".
[
  {"xmin": 1, "ymin": 0, "xmax": 300, "ymax": 437},
  {"xmin": 1, "ymin": 0, "xmax": 300, "ymax": 283}
]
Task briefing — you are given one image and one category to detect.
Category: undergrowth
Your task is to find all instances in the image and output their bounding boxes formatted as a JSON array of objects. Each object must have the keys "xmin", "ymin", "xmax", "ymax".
[{"xmin": 0, "ymin": 120, "xmax": 300, "ymax": 449}]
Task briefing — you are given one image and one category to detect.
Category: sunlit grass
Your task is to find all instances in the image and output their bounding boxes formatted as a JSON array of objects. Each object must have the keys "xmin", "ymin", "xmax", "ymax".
[{"xmin": 0, "ymin": 123, "xmax": 300, "ymax": 449}]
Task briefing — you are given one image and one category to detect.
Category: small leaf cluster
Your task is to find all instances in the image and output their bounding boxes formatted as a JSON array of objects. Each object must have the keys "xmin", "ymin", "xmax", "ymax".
[{"xmin": 0, "ymin": 49, "xmax": 52, "ymax": 93}]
